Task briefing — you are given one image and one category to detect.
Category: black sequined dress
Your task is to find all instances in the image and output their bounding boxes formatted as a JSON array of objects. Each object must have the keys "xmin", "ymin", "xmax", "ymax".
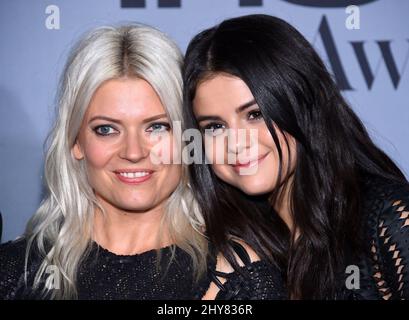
[{"xmin": 0, "ymin": 239, "xmax": 285, "ymax": 300}]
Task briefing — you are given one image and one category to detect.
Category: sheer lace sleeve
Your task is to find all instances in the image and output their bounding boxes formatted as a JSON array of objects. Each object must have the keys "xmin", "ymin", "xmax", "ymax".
[{"xmin": 367, "ymin": 181, "xmax": 409, "ymax": 300}]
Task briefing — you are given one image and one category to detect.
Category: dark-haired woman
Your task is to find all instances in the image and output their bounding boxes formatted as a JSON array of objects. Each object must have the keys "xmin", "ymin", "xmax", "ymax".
[{"xmin": 183, "ymin": 14, "xmax": 409, "ymax": 299}]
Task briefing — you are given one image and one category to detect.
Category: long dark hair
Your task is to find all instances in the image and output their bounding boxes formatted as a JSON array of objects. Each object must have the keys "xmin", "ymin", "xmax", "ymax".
[{"xmin": 183, "ymin": 14, "xmax": 406, "ymax": 299}]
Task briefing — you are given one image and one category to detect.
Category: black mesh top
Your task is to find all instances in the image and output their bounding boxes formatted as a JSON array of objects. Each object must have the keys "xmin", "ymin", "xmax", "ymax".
[
  {"xmin": 0, "ymin": 238, "xmax": 286, "ymax": 300},
  {"xmin": 208, "ymin": 175, "xmax": 409, "ymax": 300},
  {"xmin": 339, "ymin": 175, "xmax": 409, "ymax": 300}
]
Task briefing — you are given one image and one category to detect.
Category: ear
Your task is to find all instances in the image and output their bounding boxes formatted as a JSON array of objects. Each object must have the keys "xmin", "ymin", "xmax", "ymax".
[{"xmin": 72, "ymin": 140, "xmax": 84, "ymax": 160}]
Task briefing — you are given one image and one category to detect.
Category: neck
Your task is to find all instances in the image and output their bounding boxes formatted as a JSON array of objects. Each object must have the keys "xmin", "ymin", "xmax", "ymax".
[
  {"xmin": 272, "ymin": 174, "xmax": 298, "ymax": 238},
  {"xmin": 93, "ymin": 198, "xmax": 171, "ymax": 255}
]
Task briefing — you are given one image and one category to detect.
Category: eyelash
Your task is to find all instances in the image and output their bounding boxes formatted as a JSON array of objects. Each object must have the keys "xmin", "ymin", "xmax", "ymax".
[
  {"xmin": 92, "ymin": 122, "xmax": 171, "ymax": 137},
  {"xmin": 201, "ymin": 110, "xmax": 263, "ymax": 136},
  {"xmin": 146, "ymin": 122, "xmax": 171, "ymax": 133},
  {"xmin": 247, "ymin": 110, "xmax": 263, "ymax": 121},
  {"xmin": 93, "ymin": 125, "xmax": 118, "ymax": 136},
  {"xmin": 202, "ymin": 123, "xmax": 225, "ymax": 136}
]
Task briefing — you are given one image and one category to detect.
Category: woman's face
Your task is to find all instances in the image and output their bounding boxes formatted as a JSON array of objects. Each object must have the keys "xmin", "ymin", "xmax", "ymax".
[
  {"xmin": 193, "ymin": 73, "xmax": 296, "ymax": 195},
  {"xmin": 72, "ymin": 78, "xmax": 181, "ymax": 214}
]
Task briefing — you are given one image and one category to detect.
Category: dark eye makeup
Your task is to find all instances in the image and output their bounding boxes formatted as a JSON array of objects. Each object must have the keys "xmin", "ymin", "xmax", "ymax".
[
  {"xmin": 92, "ymin": 124, "xmax": 118, "ymax": 136},
  {"xmin": 146, "ymin": 122, "xmax": 171, "ymax": 133}
]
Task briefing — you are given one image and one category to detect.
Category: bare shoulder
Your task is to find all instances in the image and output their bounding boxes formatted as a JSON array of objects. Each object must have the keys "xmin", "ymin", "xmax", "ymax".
[{"xmin": 217, "ymin": 238, "xmax": 260, "ymax": 272}]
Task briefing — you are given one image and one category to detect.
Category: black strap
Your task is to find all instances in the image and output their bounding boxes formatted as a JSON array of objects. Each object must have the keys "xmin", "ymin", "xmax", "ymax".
[
  {"xmin": 208, "ymin": 240, "xmax": 252, "ymax": 292},
  {"xmin": 230, "ymin": 240, "xmax": 251, "ymax": 266},
  {"xmin": 209, "ymin": 271, "xmax": 227, "ymax": 291}
]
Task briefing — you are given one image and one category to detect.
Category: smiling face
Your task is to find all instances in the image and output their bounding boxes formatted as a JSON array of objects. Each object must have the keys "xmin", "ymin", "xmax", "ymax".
[
  {"xmin": 72, "ymin": 78, "xmax": 181, "ymax": 214},
  {"xmin": 193, "ymin": 73, "xmax": 296, "ymax": 196}
]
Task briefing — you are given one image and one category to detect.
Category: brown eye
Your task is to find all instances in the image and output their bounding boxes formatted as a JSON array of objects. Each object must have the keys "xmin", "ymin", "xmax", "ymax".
[
  {"xmin": 203, "ymin": 123, "xmax": 225, "ymax": 136},
  {"xmin": 248, "ymin": 110, "xmax": 262, "ymax": 120}
]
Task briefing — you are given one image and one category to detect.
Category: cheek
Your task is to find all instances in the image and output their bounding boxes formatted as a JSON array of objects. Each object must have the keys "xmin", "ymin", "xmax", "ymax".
[
  {"xmin": 82, "ymin": 139, "xmax": 115, "ymax": 169},
  {"xmin": 159, "ymin": 164, "xmax": 182, "ymax": 193},
  {"xmin": 211, "ymin": 163, "xmax": 234, "ymax": 186},
  {"xmin": 260, "ymin": 126, "xmax": 297, "ymax": 180},
  {"xmin": 257, "ymin": 125, "xmax": 275, "ymax": 149},
  {"xmin": 149, "ymin": 133, "xmax": 180, "ymax": 164},
  {"xmin": 203, "ymin": 135, "xmax": 227, "ymax": 164},
  {"xmin": 168, "ymin": 164, "xmax": 182, "ymax": 181}
]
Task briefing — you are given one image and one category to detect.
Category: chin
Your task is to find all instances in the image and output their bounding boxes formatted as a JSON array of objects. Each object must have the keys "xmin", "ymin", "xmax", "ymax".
[
  {"xmin": 113, "ymin": 196, "xmax": 157, "ymax": 213},
  {"xmin": 240, "ymin": 186, "xmax": 268, "ymax": 196},
  {"xmin": 236, "ymin": 179, "xmax": 273, "ymax": 196},
  {"xmin": 120, "ymin": 203, "xmax": 156, "ymax": 213}
]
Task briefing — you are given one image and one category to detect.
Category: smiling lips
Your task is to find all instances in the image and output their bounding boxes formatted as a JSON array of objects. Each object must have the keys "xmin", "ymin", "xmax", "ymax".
[
  {"xmin": 231, "ymin": 153, "xmax": 268, "ymax": 172},
  {"xmin": 114, "ymin": 169, "xmax": 154, "ymax": 185}
]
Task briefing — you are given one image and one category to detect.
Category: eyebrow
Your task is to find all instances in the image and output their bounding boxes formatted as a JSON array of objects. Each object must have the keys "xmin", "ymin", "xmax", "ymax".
[
  {"xmin": 88, "ymin": 113, "xmax": 168, "ymax": 124},
  {"xmin": 196, "ymin": 99, "xmax": 257, "ymax": 123},
  {"xmin": 236, "ymin": 99, "xmax": 257, "ymax": 113}
]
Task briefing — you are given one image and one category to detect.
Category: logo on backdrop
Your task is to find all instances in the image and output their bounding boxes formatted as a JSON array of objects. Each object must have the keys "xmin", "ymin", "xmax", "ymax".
[
  {"xmin": 119, "ymin": 0, "xmax": 408, "ymax": 91},
  {"xmin": 281, "ymin": 0, "xmax": 378, "ymax": 7},
  {"xmin": 120, "ymin": 0, "xmax": 264, "ymax": 8},
  {"xmin": 120, "ymin": 0, "xmax": 379, "ymax": 9}
]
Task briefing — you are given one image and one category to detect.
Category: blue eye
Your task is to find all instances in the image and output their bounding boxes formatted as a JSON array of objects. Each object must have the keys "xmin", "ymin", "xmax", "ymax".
[
  {"xmin": 93, "ymin": 125, "xmax": 117, "ymax": 136},
  {"xmin": 147, "ymin": 122, "xmax": 170, "ymax": 133},
  {"xmin": 203, "ymin": 123, "xmax": 225, "ymax": 136}
]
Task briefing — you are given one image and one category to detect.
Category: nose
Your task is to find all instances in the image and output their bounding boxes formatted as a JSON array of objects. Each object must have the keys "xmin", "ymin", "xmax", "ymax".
[
  {"xmin": 119, "ymin": 131, "xmax": 149, "ymax": 163},
  {"xmin": 226, "ymin": 128, "xmax": 251, "ymax": 154}
]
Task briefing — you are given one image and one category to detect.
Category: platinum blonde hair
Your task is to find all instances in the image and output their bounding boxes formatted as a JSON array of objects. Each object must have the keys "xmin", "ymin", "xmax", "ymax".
[{"xmin": 24, "ymin": 24, "xmax": 207, "ymax": 299}]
